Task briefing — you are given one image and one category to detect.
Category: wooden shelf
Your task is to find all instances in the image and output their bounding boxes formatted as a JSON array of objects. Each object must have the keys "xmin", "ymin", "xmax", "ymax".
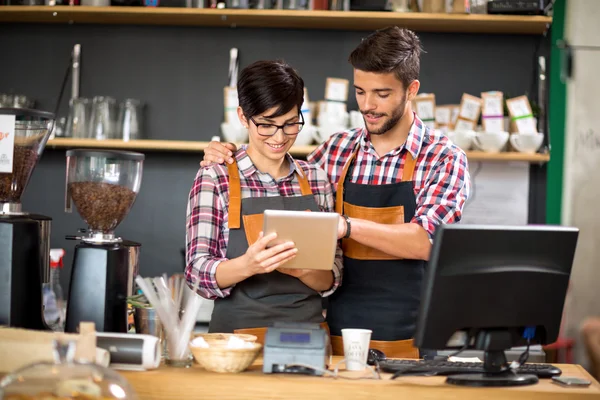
[
  {"xmin": 0, "ymin": 6, "xmax": 552, "ymax": 34},
  {"xmin": 45, "ymin": 138, "xmax": 550, "ymax": 162}
]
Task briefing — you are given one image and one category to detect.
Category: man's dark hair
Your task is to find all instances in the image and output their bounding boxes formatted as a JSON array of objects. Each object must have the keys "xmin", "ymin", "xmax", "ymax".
[
  {"xmin": 349, "ymin": 26, "xmax": 422, "ymax": 89},
  {"xmin": 237, "ymin": 60, "xmax": 304, "ymax": 119}
]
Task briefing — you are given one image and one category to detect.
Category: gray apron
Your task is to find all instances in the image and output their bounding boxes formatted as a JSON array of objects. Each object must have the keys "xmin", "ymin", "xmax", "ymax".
[{"xmin": 209, "ymin": 159, "xmax": 325, "ymax": 333}]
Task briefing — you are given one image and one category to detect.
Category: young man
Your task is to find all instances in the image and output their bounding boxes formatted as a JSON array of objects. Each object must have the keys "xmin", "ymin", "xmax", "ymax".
[{"xmin": 201, "ymin": 27, "xmax": 471, "ymax": 356}]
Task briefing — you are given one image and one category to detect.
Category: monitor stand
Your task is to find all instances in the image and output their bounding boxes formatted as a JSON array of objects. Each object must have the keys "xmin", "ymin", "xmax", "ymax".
[{"xmin": 446, "ymin": 330, "xmax": 539, "ymax": 387}]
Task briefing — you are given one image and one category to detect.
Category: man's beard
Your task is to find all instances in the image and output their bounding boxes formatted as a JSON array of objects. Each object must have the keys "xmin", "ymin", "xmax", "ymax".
[{"xmin": 362, "ymin": 95, "xmax": 407, "ymax": 136}]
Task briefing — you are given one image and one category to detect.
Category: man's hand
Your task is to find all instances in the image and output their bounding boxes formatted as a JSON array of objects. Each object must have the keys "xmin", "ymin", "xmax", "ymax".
[{"xmin": 200, "ymin": 141, "xmax": 238, "ymax": 167}]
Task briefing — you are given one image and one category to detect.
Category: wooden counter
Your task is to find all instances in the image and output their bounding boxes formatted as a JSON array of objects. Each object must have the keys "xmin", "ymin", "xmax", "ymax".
[{"xmin": 121, "ymin": 357, "xmax": 600, "ymax": 400}]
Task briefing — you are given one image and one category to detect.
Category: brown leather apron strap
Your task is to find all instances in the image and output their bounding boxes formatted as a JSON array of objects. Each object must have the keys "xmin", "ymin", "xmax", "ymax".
[
  {"xmin": 294, "ymin": 160, "xmax": 313, "ymax": 196},
  {"xmin": 401, "ymin": 153, "xmax": 417, "ymax": 182},
  {"xmin": 229, "ymin": 159, "xmax": 312, "ymax": 230},
  {"xmin": 235, "ymin": 322, "xmax": 330, "ymax": 346},
  {"xmin": 227, "ymin": 160, "xmax": 242, "ymax": 229},
  {"xmin": 335, "ymin": 146, "xmax": 359, "ymax": 215},
  {"xmin": 330, "ymin": 335, "xmax": 419, "ymax": 359}
]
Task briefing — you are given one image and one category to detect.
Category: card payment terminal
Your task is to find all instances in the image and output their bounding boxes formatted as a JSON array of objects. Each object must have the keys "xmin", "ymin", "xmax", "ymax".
[{"xmin": 263, "ymin": 322, "xmax": 330, "ymax": 376}]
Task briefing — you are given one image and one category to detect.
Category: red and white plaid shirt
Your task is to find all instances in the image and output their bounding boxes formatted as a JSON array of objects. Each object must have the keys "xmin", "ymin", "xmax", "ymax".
[
  {"xmin": 185, "ymin": 149, "xmax": 343, "ymax": 300},
  {"xmin": 307, "ymin": 114, "xmax": 471, "ymax": 239}
]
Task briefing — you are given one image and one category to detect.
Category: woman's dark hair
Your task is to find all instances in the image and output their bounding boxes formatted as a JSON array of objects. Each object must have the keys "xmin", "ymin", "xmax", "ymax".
[
  {"xmin": 237, "ymin": 60, "xmax": 304, "ymax": 119},
  {"xmin": 349, "ymin": 26, "xmax": 422, "ymax": 89}
]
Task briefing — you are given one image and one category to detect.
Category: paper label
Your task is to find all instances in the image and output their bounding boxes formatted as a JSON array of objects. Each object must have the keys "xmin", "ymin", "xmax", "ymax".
[
  {"xmin": 459, "ymin": 94, "xmax": 482, "ymax": 121},
  {"xmin": 451, "ymin": 106, "xmax": 460, "ymax": 126},
  {"xmin": 320, "ymin": 100, "xmax": 347, "ymax": 118},
  {"xmin": 416, "ymin": 100, "xmax": 435, "ymax": 120},
  {"xmin": 435, "ymin": 106, "xmax": 451, "ymax": 125},
  {"xmin": 483, "ymin": 117, "xmax": 504, "ymax": 133},
  {"xmin": 506, "ymin": 96, "xmax": 531, "ymax": 117},
  {"xmin": 482, "ymin": 92, "xmax": 504, "ymax": 116},
  {"xmin": 516, "ymin": 117, "xmax": 537, "ymax": 133},
  {"xmin": 325, "ymin": 78, "xmax": 349, "ymax": 102},
  {"xmin": 454, "ymin": 118, "xmax": 475, "ymax": 132},
  {"xmin": 0, "ymin": 115, "xmax": 15, "ymax": 174}
]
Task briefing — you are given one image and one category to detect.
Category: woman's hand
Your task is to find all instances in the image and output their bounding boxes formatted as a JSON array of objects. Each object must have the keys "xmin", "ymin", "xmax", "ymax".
[
  {"xmin": 242, "ymin": 232, "xmax": 297, "ymax": 277},
  {"xmin": 200, "ymin": 141, "xmax": 238, "ymax": 167}
]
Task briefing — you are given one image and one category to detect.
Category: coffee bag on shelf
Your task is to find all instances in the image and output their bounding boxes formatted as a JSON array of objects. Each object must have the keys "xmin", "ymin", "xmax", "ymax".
[
  {"xmin": 481, "ymin": 91, "xmax": 505, "ymax": 133},
  {"xmin": 454, "ymin": 93, "xmax": 482, "ymax": 131}
]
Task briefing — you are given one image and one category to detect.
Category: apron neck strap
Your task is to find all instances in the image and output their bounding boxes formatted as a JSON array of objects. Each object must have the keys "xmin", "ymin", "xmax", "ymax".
[
  {"xmin": 227, "ymin": 157, "xmax": 313, "ymax": 230},
  {"xmin": 401, "ymin": 152, "xmax": 417, "ymax": 182},
  {"xmin": 293, "ymin": 160, "xmax": 313, "ymax": 196},
  {"xmin": 335, "ymin": 145, "xmax": 359, "ymax": 215},
  {"xmin": 335, "ymin": 146, "xmax": 418, "ymax": 214},
  {"xmin": 227, "ymin": 159, "xmax": 242, "ymax": 229}
]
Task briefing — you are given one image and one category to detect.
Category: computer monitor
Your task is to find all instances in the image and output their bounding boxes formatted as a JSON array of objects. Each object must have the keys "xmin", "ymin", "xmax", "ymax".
[{"xmin": 414, "ymin": 224, "xmax": 579, "ymax": 387}]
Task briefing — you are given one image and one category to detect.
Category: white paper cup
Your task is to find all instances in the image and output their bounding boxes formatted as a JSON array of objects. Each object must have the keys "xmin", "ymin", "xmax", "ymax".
[{"xmin": 341, "ymin": 328, "xmax": 372, "ymax": 371}]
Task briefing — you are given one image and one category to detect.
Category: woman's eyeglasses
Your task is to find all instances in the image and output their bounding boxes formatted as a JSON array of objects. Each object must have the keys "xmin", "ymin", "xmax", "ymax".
[{"xmin": 249, "ymin": 112, "xmax": 305, "ymax": 137}]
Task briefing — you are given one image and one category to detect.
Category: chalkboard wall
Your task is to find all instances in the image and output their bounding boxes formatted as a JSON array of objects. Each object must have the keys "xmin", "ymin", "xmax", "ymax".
[{"xmin": 0, "ymin": 23, "xmax": 548, "ymax": 290}]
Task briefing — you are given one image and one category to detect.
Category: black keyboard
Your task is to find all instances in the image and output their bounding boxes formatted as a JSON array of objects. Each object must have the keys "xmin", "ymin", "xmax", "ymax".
[{"xmin": 379, "ymin": 359, "xmax": 562, "ymax": 378}]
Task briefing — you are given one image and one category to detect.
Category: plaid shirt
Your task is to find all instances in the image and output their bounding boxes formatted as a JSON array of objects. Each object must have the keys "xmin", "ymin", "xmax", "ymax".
[
  {"xmin": 185, "ymin": 148, "xmax": 343, "ymax": 300},
  {"xmin": 307, "ymin": 114, "xmax": 471, "ymax": 240}
]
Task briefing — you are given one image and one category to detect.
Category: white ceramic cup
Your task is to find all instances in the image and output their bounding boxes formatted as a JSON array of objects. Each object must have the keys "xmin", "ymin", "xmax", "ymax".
[
  {"xmin": 447, "ymin": 129, "xmax": 476, "ymax": 150},
  {"xmin": 313, "ymin": 124, "xmax": 346, "ymax": 143},
  {"xmin": 221, "ymin": 122, "xmax": 248, "ymax": 143},
  {"xmin": 509, "ymin": 132, "xmax": 544, "ymax": 153},
  {"xmin": 293, "ymin": 124, "xmax": 316, "ymax": 146},
  {"xmin": 341, "ymin": 328, "xmax": 372, "ymax": 371},
  {"xmin": 349, "ymin": 110, "xmax": 366, "ymax": 129},
  {"xmin": 473, "ymin": 131, "xmax": 509, "ymax": 153}
]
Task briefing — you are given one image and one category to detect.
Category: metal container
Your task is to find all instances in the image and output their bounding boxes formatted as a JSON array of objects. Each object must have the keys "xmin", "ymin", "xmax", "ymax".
[{"xmin": 133, "ymin": 307, "xmax": 164, "ymax": 341}]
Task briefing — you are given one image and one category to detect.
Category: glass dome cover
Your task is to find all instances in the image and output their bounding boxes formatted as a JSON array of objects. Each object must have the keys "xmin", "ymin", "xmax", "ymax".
[{"xmin": 0, "ymin": 339, "xmax": 138, "ymax": 400}]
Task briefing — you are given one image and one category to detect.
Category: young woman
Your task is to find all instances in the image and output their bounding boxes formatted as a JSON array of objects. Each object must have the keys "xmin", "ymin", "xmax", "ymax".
[{"xmin": 185, "ymin": 60, "xmax": 343, "ymax": 334}]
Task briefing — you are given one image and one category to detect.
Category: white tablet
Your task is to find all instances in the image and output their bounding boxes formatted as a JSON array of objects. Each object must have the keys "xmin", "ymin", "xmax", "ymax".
[{"xmin": 263, "ymin": 209, "xmax": 338, "ymax": 271}]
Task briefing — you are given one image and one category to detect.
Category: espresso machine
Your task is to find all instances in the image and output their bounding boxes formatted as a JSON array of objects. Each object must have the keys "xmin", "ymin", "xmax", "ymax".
[
  {"xmin": 64, "ymin": 149, "xmax": 144, "ymax": 333},
  {"xmin": 0, "ymin": 108, "xmax": 54, "ymax": 330}
]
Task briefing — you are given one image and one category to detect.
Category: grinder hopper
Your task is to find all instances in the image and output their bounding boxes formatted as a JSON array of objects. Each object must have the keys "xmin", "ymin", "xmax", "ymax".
[
  {"xmin": 0, "ymin": 108, "xmax": 55, "ymax": 215},
  {"xmin": 65, "ymin": 149, "xmax": 144, "ymax": 243}
]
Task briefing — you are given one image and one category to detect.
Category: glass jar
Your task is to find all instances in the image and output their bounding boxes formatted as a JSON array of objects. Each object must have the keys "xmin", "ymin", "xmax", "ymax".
[{"xmin": 0, "ymin": 339, "xmax": 138, "ymax": 399}]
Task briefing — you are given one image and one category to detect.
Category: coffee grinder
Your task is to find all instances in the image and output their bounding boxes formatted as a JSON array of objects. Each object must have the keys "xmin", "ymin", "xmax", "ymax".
[
  {"xmin": 64, "ymin": 149, "xmax": 144, "ymax": 333},
  {"xmin": 0, "ymin": 108, "xmax": 55, "ymax": 330}
]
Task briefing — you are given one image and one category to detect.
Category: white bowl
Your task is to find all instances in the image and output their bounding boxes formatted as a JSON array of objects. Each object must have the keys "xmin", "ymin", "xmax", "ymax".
[
  {"xmin": 473, "ymin": 131, "xmax": 509, "ymax": 153},
  {"xmin": 509, "ymin": 132, "xmax": 544, "ymax": 153},
  {"xmin": 447, "ymin": 130, "xmax": 476, "ymax": 150}
]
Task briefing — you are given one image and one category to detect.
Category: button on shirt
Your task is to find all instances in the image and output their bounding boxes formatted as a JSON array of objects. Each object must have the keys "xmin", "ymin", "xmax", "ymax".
[
  {"xmin": 185, "ymin": 149, "xmax": 343, "ymax": 300},
  {"xmin": 307, "ymin": 114, "xmax": 471, "ymax": 239}
]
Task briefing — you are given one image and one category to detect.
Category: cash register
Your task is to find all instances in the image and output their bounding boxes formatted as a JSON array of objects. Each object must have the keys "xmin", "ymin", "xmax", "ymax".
[{"xmin": 262, "ymin": 322, "xmax": 330, "ymax": 376}]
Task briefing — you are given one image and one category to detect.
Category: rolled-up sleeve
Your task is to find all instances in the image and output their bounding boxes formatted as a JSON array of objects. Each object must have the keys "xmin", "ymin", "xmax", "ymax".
[
  {"xmin": 184, "ymin": 167, "xmax": 234, "ymax": 300},
  {"xmin": 312, "ymin": 168, "xmax": 343, "ymax": 297},
  {"xmin": 411, "ymin": 150, "xmax": 471, "ymax": 241}
]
